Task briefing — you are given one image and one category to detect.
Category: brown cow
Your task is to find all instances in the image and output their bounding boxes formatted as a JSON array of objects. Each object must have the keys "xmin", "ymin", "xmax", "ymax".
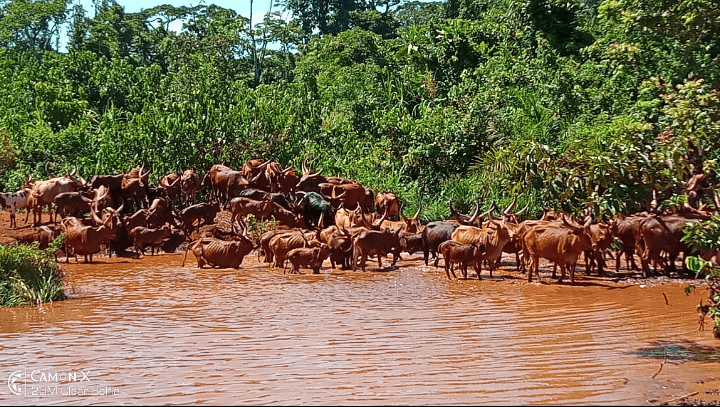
[
  {"xmin": 285, "ymin": 244, "xmax": 331, "ymax": 274},
  {"xmin": 227, "ymin": 196, "xmax": 274, "ymax": 234},
  {"xmin": 380, "ymin": 205, "xmax": 423, "ymax": 234},
  {"xmin": 130, "ymin": 224, "xmax": 172, "ymax": 256},
  {"xmin": 180, "ymin": 169, "xmax": 201, "ymax": 206},
  {"xmin": 182, "ymin": 236, "xmax": 256, "ymax": 268},
  {"xmin": 61, "ymin": 208, "xmax": 121, "ymax": 263},
  {"xmin": 351, "ymin": 227, "xmax": 403, "ymax": 272},
  {"xmin": 375, "ymin": 191, "xmax": 400, "ymax": 220},
  {"xmin": 268, "ymin": 230, "xmax": 324, "ymax": 268},
  {"xmin": 522, "ymin": 216, "xmax": 594, "ymax": 284},
  {"xmin": 438, "ymin": 240, "xmax": 485, "ymax": 280},
  {"xmin": 635, "ymin": 211, "xmax": 711, "ymax": 277},
  {"xmin": 258, "ymin": 229, "xmax": 295, "ymax": 264},
  {"xmin": 583, "ymin": 220, "xmax": 617, "ymax": 276},
  {"xmin": 612, "ymin": 213, "xmax": 648, "ymax": 273},
  {"xmin": 451, "ymin": 219, "xmax": 514, "ymax": 278},
  {"xmin": 159, "ymin": 173, "xmax": 182, "ymax": 206}
]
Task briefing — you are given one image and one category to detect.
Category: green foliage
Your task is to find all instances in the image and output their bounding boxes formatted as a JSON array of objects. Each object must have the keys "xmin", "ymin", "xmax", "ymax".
[
  {"xmin": 244, "ymin": 214, "xmax": 277, "ymax": 240},
  {"xmin": 682, "ymin": 215, "xmax": 720, "ymax": 339},
  {"xmin": 0, "ymin": 238, "xmax": 66, "ymax": 307}
]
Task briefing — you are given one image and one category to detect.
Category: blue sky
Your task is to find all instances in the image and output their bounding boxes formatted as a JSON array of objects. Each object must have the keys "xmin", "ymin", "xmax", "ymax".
[{"xmin": 62, "ymin": 0, "xmax": 280, "ymax": 50}]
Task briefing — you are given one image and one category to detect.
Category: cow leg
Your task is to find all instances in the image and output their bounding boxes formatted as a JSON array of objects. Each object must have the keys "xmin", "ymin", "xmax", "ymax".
[
  {"xmin": 551, "ymin": 263, "xmax": 557, "ymax": 279},
  {"xmin": 377, "ymin": 255, "xmax": 383, "ymax": 270}
]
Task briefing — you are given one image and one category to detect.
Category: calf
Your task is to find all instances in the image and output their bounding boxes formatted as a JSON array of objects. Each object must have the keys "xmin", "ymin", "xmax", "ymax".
[
  {"xmin": 130, "ymin": 224, "xmax": 172, "ymax": 256},
  {"xmin": 438, "ymin": 240, "xmax": 485, "ymax": 280},
  {"xmin": 285, "ymin": 245, "xmax": 331, "ymax": 274},
  {"xmin": 0, "ymin": 187, "xmax": 32, "ymax": 228}
]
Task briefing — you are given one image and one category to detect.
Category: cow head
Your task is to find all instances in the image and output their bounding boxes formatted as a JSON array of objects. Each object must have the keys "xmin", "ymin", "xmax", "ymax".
[{"xmin": 400, "ymin": 205, "xmax": 423, "ymax": 234}]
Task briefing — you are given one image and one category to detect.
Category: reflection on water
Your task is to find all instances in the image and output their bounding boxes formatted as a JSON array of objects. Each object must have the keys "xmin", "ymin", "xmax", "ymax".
[{"xmin": 1, "ymin": 253, "xmax": 718, "ymax": 405}]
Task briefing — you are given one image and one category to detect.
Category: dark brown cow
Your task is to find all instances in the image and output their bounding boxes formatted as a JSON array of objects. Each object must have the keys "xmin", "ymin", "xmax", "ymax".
[
  {"xmin": 285, "ymin": 245, "xmax": 331, "ymax": 274},
  {"xmin": 182, "ymin": 236, "xmax": 256, "ymax": 268},
  {"xmin": 177, "ymin": 202, "xmax": 221, "ymax": 240},
  {"xmin": 612, "ymin": 213, "xmax": 649, "ymax": 273},
  {"xmin": 422, "ymin": 221, "xmax": 460, "ymax": 267},
  {"xmin": 522, "ymin": 216, "xmax": 595, "ymax": 284},
  {"xmin": 438, "ymin": 240, "xmax": 484, "ymax": 280},
  {"xmin": 351, "ymin": 228, "xmax": 403, "ymax": 272},
  {"xmin": 269, "ymin": 202, "xmax": 306, "ymax": 229},
  {"xmin": 635, "ymin": 211, "xmax": 711, "ymax": 277},
  {"xmin": 227, "ymin": 196, "xmax": 274, "ymax": 234},
  {"xmin": 375, "ymin": 191, "xmax": 400, "ymax": 220},
  {"xmin": 399, "ymin": 231, "xmax": 424, "ymax": 257},
  {"xmin": 130, "ymin": 224, "xmax": 171, "ymax": 256},
  {"xmin": 54, "ymin": 190, "xmax": 95, "ymax": 220}
]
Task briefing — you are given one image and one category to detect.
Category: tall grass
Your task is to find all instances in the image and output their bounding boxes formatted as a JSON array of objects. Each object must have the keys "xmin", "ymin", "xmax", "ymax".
[{"xmin": 0, "ymin": 237, "xmax": 66, "ymax": 307}]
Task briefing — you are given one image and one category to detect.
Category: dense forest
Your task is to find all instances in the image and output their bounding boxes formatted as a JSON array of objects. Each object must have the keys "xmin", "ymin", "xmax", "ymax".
[{"xmin": 0, "ymin": 0, "xmax": 718, "ymax": 220}]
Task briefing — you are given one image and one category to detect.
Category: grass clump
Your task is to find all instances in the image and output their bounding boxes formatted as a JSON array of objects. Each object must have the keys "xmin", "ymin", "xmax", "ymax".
[{"xmin": 0, "ymin": 237, "xmax": 66, "ymax": 307}]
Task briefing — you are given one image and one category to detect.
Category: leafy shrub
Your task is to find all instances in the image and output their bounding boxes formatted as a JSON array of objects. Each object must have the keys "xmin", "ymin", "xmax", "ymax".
[{"xmin": 0, "ymin": 237, "xmax": 66, "ymax": 307}]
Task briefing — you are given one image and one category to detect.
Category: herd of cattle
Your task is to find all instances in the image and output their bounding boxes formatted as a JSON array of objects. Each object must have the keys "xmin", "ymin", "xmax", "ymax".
[{"xmin": 1, "ymin": 159, "xmax": 719, "ymax": 283}]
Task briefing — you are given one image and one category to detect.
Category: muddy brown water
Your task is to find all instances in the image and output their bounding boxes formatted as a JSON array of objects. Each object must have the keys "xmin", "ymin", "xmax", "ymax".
[
  {"xmin": 0, "ymin": 211, "xmax": 719, "ymax": 405},
  {"xmin": 1, "ymin": 250, "xmax": 719, "ymax": 406}
]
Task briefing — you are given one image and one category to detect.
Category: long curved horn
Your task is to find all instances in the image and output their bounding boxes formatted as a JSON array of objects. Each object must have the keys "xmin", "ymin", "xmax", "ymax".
[
  {"xmin": 514, "ymin": 202, "xmax": 530, "ymax": 217},
  {"xmin": 140, "ymin": 166, "xmax": 151, "ymax": 179},
  {"xmin": 503, "ymin": 195, "xmax": 518, "ymax": 215},
  {"xmin": 302, "ymin": 159, "xmax": 309, "ymax": 175},
  {"xmin": 373, "ymin": 208, "xmax": 388, "ymax": 228},
  {"xmin": 91, "ymin": 204, "xmax": 104, "ymax": 226},
  {"xmin": 400, "ymin": 204, "xmax": 408, "ymax": 221},
  {"xmin": 478, "ymin": 202, "xmax": 497, "ymax": 223},
  {"xmin": 282, "ymin": 166, "xmax": 294, "ymax": 174},
  {"xmin": 69, "ymin": 165, "xmax": 77, "ymax": 177},
  {"xmin": 413, "ymin": 205, "xmax": 421, "ymax": 219},
  {"xmin": 467, "ymin": 202, "xmax": 481, "ymax": 223},
  {"xmin": 45, "ymin": 162, "xmax": 56, "ymax": 178},
  {"xmin": 561, "ymin": 213, "xmax": 584, "ymax": 232}
]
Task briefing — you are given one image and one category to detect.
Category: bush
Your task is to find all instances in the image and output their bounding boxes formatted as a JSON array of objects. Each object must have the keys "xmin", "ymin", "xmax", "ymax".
[{"xmin": 0, "ymin": 238, "xmax": 66, "ymax": 307}]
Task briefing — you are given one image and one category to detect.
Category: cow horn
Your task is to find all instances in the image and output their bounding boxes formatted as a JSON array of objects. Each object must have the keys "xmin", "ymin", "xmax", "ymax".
[
  {"xmin": 282, "ymin": 166, "xmax": 293, "ymax": 174},
  {"xmin": 561, "ymin": 214, "xmax": 580, "ymax": 231},
  {"xmin": 91, "ymin": 204, "xmax": 104, "ymax": 226},
  {"xmin": 583, "ymin": 215, "xmax": 592, "ymax": 228},
  {"xmin": 467, "ymin": 202, "xmax": 481, "ymax": 223},
  {"xmin": 70, "ymin": 165, "xmax": 77, "ymax": 177},
  {"xmin": 514, "ymin": 202, "xmax": 529, "ymax": 217},
  {"xmin": 302, "ymin": 159, "xmax": 309, "ymax": 175},
  {"xmin": 400, "ymin": 204, "xmax": 408, "ymax": 221},
  {"xmin": 503, "ymin": 196, "xmax": 518, "ymax": 215},
  {"xmin": 116, "ymin": 202, "xmax": 125, "ymax": 214},
  {"xmin": 45, "ymin": 162, "xmax": 56, "ymax": 178},
  {"xmin": 374, "ymin": 208, "xmax": 388, "ymax": 227},
  {"xmin": 478, "ymin": 202, "xmax": 496, "ymax": 223},
  {"xmin": 140, "ymin": 166, "xmax": 151, "ymax": 179},
  {"xmin": 413, "ymin": 205, "xmax": 421, "ymax": 219},
  {"xmin": 318, "ymin": 211, "xmax": 325, "ymax": 229}
]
